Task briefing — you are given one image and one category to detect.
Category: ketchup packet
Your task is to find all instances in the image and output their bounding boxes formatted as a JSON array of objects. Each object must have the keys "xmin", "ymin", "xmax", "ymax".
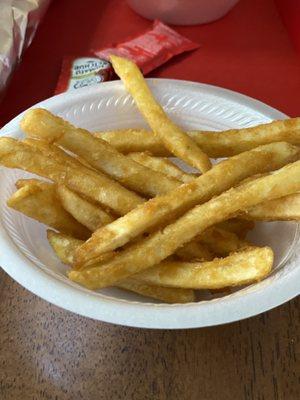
[
  {"xmin": 55, "ymin": 56, "xmax": 113, "ymax": 94},
  {"xmin": 94, "ymin": 20, "xmax": 200, "ymax": 75},
  {"xmin": 55, "ymin": 20, "xmax": 199, "ymax": 94}
]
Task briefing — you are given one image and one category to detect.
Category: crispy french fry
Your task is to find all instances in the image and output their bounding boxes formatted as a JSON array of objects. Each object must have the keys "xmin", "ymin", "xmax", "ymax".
[
  {"xmin": 215, "ymin": 219, "xmax": 255, "ymax": 239},
  {"xmin": 56, "ymin": 182, "xmax": 209, "ymax": 262},
  {"xmin": 133, "ymin": 247, "xmax": 274, "ymax": 289},
  {"xmin": 57, "ymin": 185, "xmax": 114, "ymax": 231},
  {"xmin": 51, "ymin": 231, "xmax": 270, "ymax": 292},
  {"xmin": 71, "ymin": 160, "xmax": 300, "ymax": 288},
  {"xmin": 48, "ymin": 231, "xmax": 194, "ymax": 303},
  {"xmin": 23, "ymin": 138, "xmax": 93, "ymax": 170},
  {"xmin": 47, "ymin": 230, "xmax": 115, "ymax": 266},
  {"xmin": 15, "ymin": 177, "xmax": 49, "ymax": 189},
  {"xmin": 7, "ymin": 182, "xmax": 90, "ymax": 239},
  {"xmin": 110, "ymin": 55, "xmax": 212, "ymax": 173},
  {"xmin": 24, "ymin": 140, "xmax": 208, "ymax": 264},
  {"xmin": 69, "ymin": 246, "xmax": 273, "ymax": 291},
  {"xmin": 13, "ymin": 182, "xmax": 225, "ymax": 264},
  {"xmin": 21, "ymin": 109, "xmax": 181, "ymax": 197},
  {"xmin": 198, "ymin": 227, "xmax": 249, "ymax": 256},
  {"xmin": 0, "ymin": 138, "xmax": 143, "ymax": 215},
  {"xmin": 128, "ymin": 152, "xmax": 196, "ymax": 183},
  {"xmin": 98, "ymin": 129, "xmax": 168, "ymax": 156},
  {"xmin": 74, "ymin": 142, "xmax": 300, "ymax": 266},
  {"xmin": 17, "ymin": 179, "xmax": 115, "ymax": 231},
  {"xmin": 23, "ymin": 139, "xmax": 147, "ymax": 215},
  {"xmin": 242, "ymin": 193, "xmax": 300, "ymax": 221},
  {"xmin": 175, "ymin": 241, "xmax": 214, "ymax": 261},
  {"xmin": 98, "ymin": 117, "xmax": 300, "ymax": 158},
  {"xmin": 47, "ymin": 230, "xmax": 85, "ymax": 264},
  {"xmin": 117, "ymin": 278, "xmax": 195, "ymax": 303},
  {"xmin": 52, "ymin": 174, "xmax": 244, "ymax": 260}
]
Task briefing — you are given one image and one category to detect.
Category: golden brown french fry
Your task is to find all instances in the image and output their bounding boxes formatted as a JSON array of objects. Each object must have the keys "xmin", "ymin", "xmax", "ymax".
[
  {"xmin": 23, "ymin": 139, "xmax": 148, "ymax": 215},
  {"xmin": 55, "ymin": 180, "xmax": 208, "ymax": 261},
  {"xmin": 47, "ymin": 230, "xmax": 85, "ymax": 264},
  {"xmin": 56, "ymin": 185, "xmax": 114, "ymax": 231},
  {"xmin": 117, "ymin": 278, "xmax": 195, "ymax": 303},
  {"xmin": 24, "ymin": 139, "xmax": 211, "ymax": 262},
  {"xmin": 74, "ymin": 142, "xmax": 300, "ymax": 266},
  {"xmin": 17, "ymin": 179, "xmax": 115, "ymax": 231},
  {"xmin": 175, "ymin": 241, "xmax": 214, "ymax": 261},
  {"xmin": 69, "ymin": 246, "xmax": 273, "ymax": 291},
  {"xmin": 53, "ymin": 181, "xmax": 210, "ymax": 262},
  {"xmin": 71, "ymin": 160, "xmax": 300, "ymax": 288},
  {"xmin": 47, "ymin": 230, "xmax": 115, "ymax": 266},
  {"xmin": 52, "ymin": 231, "xmax": 270, "ymax": 292},
  {"xmin": 98, "ymin": 129, "xmax": 168, "ymax": 156},
  {"xmin": 128, "ymin": 152, "xmax": 196, "ymax": 183},
  {"xmin": 133, "ymin": 247, "xmax": 273, "ymax": 289},
  {"xmin": 198, "ymin": 227, "xmax": 249, "ymax": 256},
  {"xmin": 215, "ymin": 219, "xmax": 255, "ymax": 239},
  {"xmin": 98, "ymin": 116, "xmax": 300, "ymax": 158},
  {"xmin": 48, "ymin": 230, "xmax": 194, "ymax": 303},
  {"xmin": 7, "ymin": 182, "xmax": 90, "ymax": 239},
  {"xmin": 23, "ymin": 138, "xmax": 93, "ymax": 170},
  {"xmin": 0, "ymin": 138, "xmax": 143, "ymax": 215},
  {"xmin": 58, "ymin": 184, "xmax": 211, "ymax": 262},
  {"xmin": 21, "ymin": 108, "xmax": 181, "ymax": 197},
  {"xmin": 242, "ymin": 193, "xmax": 300, "ymax": 221},
  {"xmin": 110, "ymin": 55, "xmax": 212, "ymax": 173},
  {"xmin": 15, "ymin": 178, "xmax": 49, "ymax": 189}
]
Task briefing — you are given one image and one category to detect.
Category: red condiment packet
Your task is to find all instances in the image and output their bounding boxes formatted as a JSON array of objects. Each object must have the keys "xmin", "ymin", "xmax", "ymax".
[
  {"xmin": 55, "ymin": 56, "xmax": 113, "ymax": 94},
  {"xmin": 93, "ymin": 20, "xmax": 200, "ymax": 75},
  {"xmin": 55, "ymin": 20, "xmax": 200, "ymax": 94}
]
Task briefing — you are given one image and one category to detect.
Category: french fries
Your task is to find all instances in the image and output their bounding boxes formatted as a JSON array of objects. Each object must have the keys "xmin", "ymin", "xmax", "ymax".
[
  {"xmin": 7, "ymin": 181, "xmax": 90, "ymax": 239},
  {"xmin": 215, "ymin": 219, "xmax": 255, "ymax": 239},
  {"xmin": 98, "ymin": 129, "xmax": 169, "ymax": 156},
  {"xmin": 47, "ymin": 230, "xmax": 86, "ymax": 264},
  {"xmin": 48, "ymin": 230, "xmax": 265, "ymax": 300},
  {"xmin": 175, "ymin": 241, "xmax": 214, "ymax": 261},
  {"xmin": 74, "ymin": 142, "xmax": 300, "ymax": 266},
  {"xmin": 48, "ymin": 230, "xmax": 195, "ymax": 303},
  {"xmin": 0, "ymin": 138, "xmax": 144, "ymax": 215},
  {"xmin": 59, "ymin": 233, "xmax": 271, "ymax": 290},
  {"xmin": 98, "ymin": 116, "xmax": 300, "ymax": 158},
  {"xmin": 69, "ymin": 246, "xmax": 273, "ymax": 291},
  {"xmin": 23, "ymin": 137, "xmax": 96, "ymax": 171},
  {"xmin": 2, "ymin": 56, "xmax": 300, "ymax": 303},
  {"xmin": 21, "ymin": 108, "xmax": 181, "ymax": 197},
  {"xmin": 197, "ymin": 227, "xmax": 249, "ymax": 256},
  {"xmin": 47, "ymin": 230, "xmax": 115, "ymax": 266},
  {"xmin": 110, "ymin": 55, "xmax": 212, "ymax": 173},
  {"xmin": 56, "ymin": 185, "xmax": 114, "ymax": 231},
  {"xmin": 117, "ymin": 279, "xmax": 195, "ymax": 303},
  {"xmin": 16, "ymin": 179, "xmax": 115, "ymax": 233},
  {"xmin": 242, "ymin": 193, "xmax": 300, "ymax": 221},
  {"xmin": 49, "ymin": 231, "xmax": 271, "ymax": 293},
  {"xmin": 15, "ymin": 178, "xmax": 48, "ymax": 189},
  {"xmin": 133, "ymin": 247, "xmax": 274, "ymax": 289},
  {"xmin": 53, "ymin": 181, "xmax": 211, "ymax": 262},
  {"xmin": 128, "ymin": 152, "xmax": 196, "ymax": 183},
  {"xmin": 14, "ymin": 179, "xmax": 242, "ymax": 261},
  {"xmin": 71, "ymin": 160, "xmax": 300, "ymax": 288},
  {"xmin": 56, "ymin": 182, "xmax": 211, "ymax": 262}
]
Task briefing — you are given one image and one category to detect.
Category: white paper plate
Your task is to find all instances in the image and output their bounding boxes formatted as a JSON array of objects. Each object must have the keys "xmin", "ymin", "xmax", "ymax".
[{"xmin": 0, "ymin": 79, "xmax": 299, "ymax": 329}]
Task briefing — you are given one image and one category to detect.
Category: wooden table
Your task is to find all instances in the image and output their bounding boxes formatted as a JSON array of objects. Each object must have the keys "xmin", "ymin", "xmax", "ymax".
[{"xmin": 0, "ymin": 269, "xmax": 299, "ymax": 399}]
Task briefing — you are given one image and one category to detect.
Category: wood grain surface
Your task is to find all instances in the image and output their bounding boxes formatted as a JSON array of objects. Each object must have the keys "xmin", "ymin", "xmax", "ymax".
[{"xmin": 0, "ymin": 269, "xmax": 299, "ymax": 400}]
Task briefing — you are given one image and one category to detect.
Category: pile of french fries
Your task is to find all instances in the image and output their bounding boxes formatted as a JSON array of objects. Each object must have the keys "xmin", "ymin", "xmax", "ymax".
[{"xmin": 1, "ymin": 55, "xmax": 300, "ymax": 304}]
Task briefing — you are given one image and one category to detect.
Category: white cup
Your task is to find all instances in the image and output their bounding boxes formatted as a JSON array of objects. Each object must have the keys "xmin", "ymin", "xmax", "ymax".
[{"xmin": 127, "ymin": 0, "xmax": 240, "ymax": 26}]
